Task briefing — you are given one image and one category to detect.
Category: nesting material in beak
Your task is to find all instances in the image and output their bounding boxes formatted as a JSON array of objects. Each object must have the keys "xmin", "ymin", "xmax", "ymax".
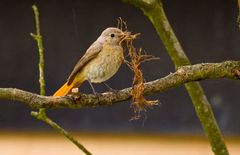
[{"xmin": 119, "ymin": 31, "xmax": 140, "ymax": 45}]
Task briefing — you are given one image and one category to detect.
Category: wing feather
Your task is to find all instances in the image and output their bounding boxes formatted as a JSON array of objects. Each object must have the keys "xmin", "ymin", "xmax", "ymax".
[{"xmin": 67, "ymin": 41, "xmax": 102, "ymax": 85}]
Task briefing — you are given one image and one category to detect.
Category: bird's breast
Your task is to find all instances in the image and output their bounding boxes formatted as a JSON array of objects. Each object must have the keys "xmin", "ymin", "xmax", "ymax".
[{"xmin": 85, "ymin": 45, "xmax": 124, "ymax": 83}]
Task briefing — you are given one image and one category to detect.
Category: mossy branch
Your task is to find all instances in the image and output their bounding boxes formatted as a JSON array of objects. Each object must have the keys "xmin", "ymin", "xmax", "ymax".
[
  {"xmin": 122, "ymin": 0, "xmax": 229, "ymax": 154},
  {"xmin": 31, "ymin": 5, "xmax": 45, "ymax": 96},
  {"xmin": 30, "ymin": 5, "xmax": 91, "ymax": 155},
  {"xmin": 0, "ymin": 60, "xmax": 239, "ymax": 109}
]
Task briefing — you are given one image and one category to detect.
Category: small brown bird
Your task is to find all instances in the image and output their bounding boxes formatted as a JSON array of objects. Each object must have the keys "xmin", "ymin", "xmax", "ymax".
[{"xmin": 53, "ymin": 27, "xmax": 131, "ymax": 96}]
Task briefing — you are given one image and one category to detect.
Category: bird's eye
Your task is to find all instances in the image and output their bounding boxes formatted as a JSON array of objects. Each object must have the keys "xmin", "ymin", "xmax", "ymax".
[{"xmin": 110, "ymin": 34, "xmax": 115, "ymax": 38}]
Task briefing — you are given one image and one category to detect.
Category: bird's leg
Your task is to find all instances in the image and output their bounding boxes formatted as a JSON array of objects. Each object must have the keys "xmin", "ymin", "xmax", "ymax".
[
  {"xmin": 87, "ymin": 80, "xmax": 100, "ymax": 100},
  {"xmin": 102, "ymin": 82, "xmax": 118, "ymax": 93},
  {"xmin": 87, "ymin": 79, "xmax": 97, "ymax": 94}
]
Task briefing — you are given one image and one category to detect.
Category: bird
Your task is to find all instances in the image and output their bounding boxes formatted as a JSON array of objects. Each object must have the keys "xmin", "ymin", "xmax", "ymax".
[{"xmin": 53, "ymin": 27, "xmax": 131, "ymax": 97}]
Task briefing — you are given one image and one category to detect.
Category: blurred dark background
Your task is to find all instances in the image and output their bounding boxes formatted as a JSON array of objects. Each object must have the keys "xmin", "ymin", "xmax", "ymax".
[{"xmin": 0, "ymin": 0, "xmax": 239, "ymax": 135}]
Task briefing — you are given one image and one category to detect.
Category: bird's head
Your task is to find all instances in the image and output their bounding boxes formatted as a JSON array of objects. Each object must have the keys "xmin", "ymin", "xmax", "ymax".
[{"xmin": 97, "ymin": 27, "xmax": 132, "ymax": 45}]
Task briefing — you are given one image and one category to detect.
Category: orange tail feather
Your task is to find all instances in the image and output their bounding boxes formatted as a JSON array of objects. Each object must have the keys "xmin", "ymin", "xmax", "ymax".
[
  {"xmin": 54, "ymin": 73, "xmax": 85, "ymax": 97},
  {"xmin": 53, "ymin": 82, "xmax": 74, "ymax": 97}
]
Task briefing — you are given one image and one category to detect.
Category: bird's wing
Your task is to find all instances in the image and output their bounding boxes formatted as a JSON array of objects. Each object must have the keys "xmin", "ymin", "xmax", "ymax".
[{"xmin": 67, "ymin": 41, "xmax": 103, "ymax": 85}]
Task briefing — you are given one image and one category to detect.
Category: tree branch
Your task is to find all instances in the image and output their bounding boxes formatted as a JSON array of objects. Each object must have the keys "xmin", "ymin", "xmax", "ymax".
[
  {"xmin": 31, "ymin": 5, "xmax": 46, "ymax": 96},
  {"xmin": 0, "ymin": 61, "xmax": 239, "ymax": 109}
]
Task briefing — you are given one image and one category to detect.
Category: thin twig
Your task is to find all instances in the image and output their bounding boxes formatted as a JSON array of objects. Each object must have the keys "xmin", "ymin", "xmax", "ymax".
[
  {"xmin": 31, "ymin": 5, "xmax": 45, "ymax": 96},
  {"xmin": 31, "ymin": 5, "xmax": 46, "ymax": 114},
  {"xmin": 30, "ymin": 5, "xmax": 91, "ymax": 155}
]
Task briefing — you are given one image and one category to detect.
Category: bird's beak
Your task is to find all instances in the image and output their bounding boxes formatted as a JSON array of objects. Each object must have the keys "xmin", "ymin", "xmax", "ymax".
[
  {"xmin": 120, "ymin": 31, "xmax": 131, "ymax": 40},
  {"xmin": 120, "ymin": 31, "xmax": 140, "ymax": 45}
]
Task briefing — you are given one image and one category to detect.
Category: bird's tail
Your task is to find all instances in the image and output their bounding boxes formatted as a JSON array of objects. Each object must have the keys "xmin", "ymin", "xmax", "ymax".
[
  {"xmin": 53, "ymin": 82, "xmax": 75, "ymax": 97},
  {"xmin": 53, "ymin": 73, "xmax": 86, "ymax": 97}
]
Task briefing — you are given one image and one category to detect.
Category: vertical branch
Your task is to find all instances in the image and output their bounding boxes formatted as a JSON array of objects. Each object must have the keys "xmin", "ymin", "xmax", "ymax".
[
  {"xmin": 31, "ymin": 5, "xmax": 46, "ymax": 114},
  {"xmin": 122, "ymin": 0, "xmax": 229, "ymax": 154},
  {"xmin": 31, "ymin": 5, "xmax": 45, "ymax": 96},
  {"xmin": 30, "ymin": 5, "xmax": 92, "ymax": 155}
]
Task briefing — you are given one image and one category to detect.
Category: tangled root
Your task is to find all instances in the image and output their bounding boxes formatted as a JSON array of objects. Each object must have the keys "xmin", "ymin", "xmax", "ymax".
[
  {"xmin": 126, "ymin": 40, "xmax": 159, "ymax": 119},
  {"xmin": 117, "ymin": 18, "xmax": 159, "ymax": 119}
]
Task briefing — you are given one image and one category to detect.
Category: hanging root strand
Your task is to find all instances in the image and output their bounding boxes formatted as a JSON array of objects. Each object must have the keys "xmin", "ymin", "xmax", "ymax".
[
  {"xmin": 117, "ymin": 18, "xmax": 159, "ymax": 119},
  {"xmin": 126, "ymin": 40, "xmax": 159, "ymax": 119}
]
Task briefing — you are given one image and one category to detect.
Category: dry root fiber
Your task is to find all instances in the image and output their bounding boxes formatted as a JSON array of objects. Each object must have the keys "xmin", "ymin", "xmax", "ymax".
[
  {"xmin": 117, "ymin": 18, "xmax": 159, "ymax": 119},
  {"xmin": 117, "ymin": 18, "xmax": 158, "ymax": 120},
  {"xmin": 126, "ymin": 40, "xmax": 159, "ymax": 119}
]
